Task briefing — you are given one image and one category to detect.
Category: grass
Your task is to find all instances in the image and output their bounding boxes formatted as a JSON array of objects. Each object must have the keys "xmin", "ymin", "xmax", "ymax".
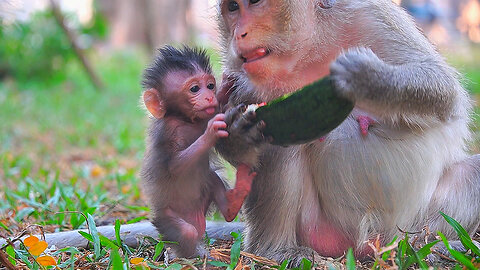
[{"xmin": 1, "ymin": 45, "xmax": 480, "ymax": 269}]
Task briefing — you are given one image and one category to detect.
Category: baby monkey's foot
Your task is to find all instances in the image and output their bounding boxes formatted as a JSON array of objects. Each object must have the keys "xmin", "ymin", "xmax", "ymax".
[{"xmin": 224, "ymin": 164, "xmax": 256, "ymax": 222}]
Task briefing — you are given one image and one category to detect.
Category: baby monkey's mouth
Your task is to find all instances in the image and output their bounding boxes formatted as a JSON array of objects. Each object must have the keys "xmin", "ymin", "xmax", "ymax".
[{"xmin": 241, "ymin": 48, "xmax": 271, "ymax": 63}]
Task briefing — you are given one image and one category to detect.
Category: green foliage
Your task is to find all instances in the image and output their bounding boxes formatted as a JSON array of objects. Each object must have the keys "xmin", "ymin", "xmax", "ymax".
[
  {"xmin": 346, "ymin": 248, "xmax": 355, "ymax": 270},
  {"xmin": 439, "ymin": 212, "xmax": 480, "ymax": 268},
  {"xmin": 0, "ymin": 11, "xmax": 75, "ymax": 83},
  {"xmin": 0, "ymin": 6, "xmax": 108, "ymax": 85},
  {"xmin": 228, "ymin": 231, "xmax": 242, "ymax": 270}
]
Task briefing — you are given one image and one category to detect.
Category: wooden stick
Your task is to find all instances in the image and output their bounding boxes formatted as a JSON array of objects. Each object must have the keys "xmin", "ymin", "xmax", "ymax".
[
  {"xmin": 0, "ymin": 248, "xmax": 16, "ymax": 270},
  {"xmin": 49, "ymin": 0, "xmax": 103, "ymax": 90},
  {"xmin": 0, "ymin": 221, "xmax": 244, "ymax": 250}
]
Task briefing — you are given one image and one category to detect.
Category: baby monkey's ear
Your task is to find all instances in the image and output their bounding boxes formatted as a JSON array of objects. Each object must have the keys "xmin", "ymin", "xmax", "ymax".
[
  {"xmin": 318, "ymin": 0, "xmax": 336, "ymax": 9},
  {"xmin": 143, "ymin": 88, "xmax": 166, "ymax": 119}
]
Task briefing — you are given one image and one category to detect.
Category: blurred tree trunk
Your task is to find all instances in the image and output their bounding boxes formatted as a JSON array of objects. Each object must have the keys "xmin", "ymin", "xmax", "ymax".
[{"xmin": 98, "ymin": 0, "xmax": 193, "ymax": 54}]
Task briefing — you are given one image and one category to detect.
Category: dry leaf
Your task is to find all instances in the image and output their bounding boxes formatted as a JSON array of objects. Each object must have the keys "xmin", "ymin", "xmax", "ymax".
[
  {"xmin": 130, "ymin": 257, "xmax": 145, "ymax": 264},
  {"xmin": 23, "ymin": 235, "xmax": 39, "ymax": 247},
  {"xmin": 90, "ymin": 164, "xmax": 106, "ymax": 177},
  {"xmin": 36, "ymin": 255, "xmax": 57, "ymax": 266},
  {"xmin": 29, "ymin": 240, "xmax": 48, "ymax": 256},
  {"xmin": 121, "ymin": 185, "xmax": 131, "ymax": 194}
]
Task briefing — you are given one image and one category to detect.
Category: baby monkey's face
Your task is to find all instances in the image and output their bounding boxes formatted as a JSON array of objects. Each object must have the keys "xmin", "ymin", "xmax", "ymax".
[{"xmin": 164, "ymin": 70, "xmax": 219, "ymax": 122}]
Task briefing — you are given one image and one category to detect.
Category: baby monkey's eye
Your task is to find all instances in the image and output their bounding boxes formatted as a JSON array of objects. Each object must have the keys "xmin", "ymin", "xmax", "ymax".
[
  {"xmin": 190, "ymin": 85, "xmax": 200, "ymax": 93},
  {"xmin": 250, "ymin": 0, "xmax": 261, "ymax": 4},
  {"xmin": 207, "ymin": 83, "xmax": 215, "ymax": 90},
  {"xmin": 228, "ymin": 1, "xmax": 239, "ymax": 12}
]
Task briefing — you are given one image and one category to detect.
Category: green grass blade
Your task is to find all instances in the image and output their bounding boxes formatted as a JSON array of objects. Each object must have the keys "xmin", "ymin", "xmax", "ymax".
[
  {"xmin": 127, "ymin": 216, "xmax": 148, "ymax": 224},
  {"xmin": 86, "ymin": 214, "xmax": 101, "ymax": 260},
  {"xmin": 153, "ymin": 241, "xmax": 164, "ymax": 261},
  {"xmin": 0, "ymin": 222, "xmax": 13, "ymax": 233},
  {"xmin": 278, "ymin": 259, "xmax": 289, "ymax": 270},
  {"xmin": 405, "ymin": 241, "xmax": 428, "ymax": 269},
  {"xmin": 78, "ymin": 231, "xmax": 93, "ymax": 242},
  {"xmin": 416, "ymin": 240, "xmax": 440, "ymax": 260},
  {"xmin": 440, "ymin": 211, "xmax": 480, "ymax": 256},
  {"xmin": 229, "ymin": 231, "xmax": 242, "ymax": 269},
  {"xmin": 99, "ymin": 234, "xmax": 120, "ymax": 248},
  {"xmin": 346, "ymin": 248, "xmax": 356, "ymax": 270},
  {"xmin": 165, "ymin": 263, "xmax": 183, "ymax": 270},
  {"xmin": 6, "ymin": 244, "xmax": 16, "ymax": 265},
  {"xmin": 115, "ymin": 219, "xmax": 122, "ymax": 247},
  {"xmin": 301, "ymin": 258, "xmax": 312, "ymax": 270},
  {"xmin": 381, "ymin": 236, "xmax": 398, "ymax": 261},
  {"xmin": 110, "ymin": 248, "xmax": 124, "ymax": 270},
  {"xmin": 14, "ymin": 250, "xmax": 33, "ymax": 269},
  {"xmin": 438, "ymin": 231, "xmax": 477, "ymax": 270}
]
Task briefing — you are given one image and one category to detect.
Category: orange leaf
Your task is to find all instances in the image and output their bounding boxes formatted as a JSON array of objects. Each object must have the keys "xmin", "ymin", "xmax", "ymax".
[
  {"xmin": 121, "ymin": 185, "xmax": 131, "ymax": 194},
  {"xmin": 36, "ymin": 255, "xmax": 57, "ymax": 266},
  {"xmin": 23, "ymin": 235, "xmax": 40, "ymax": 247},
  {"xmin": 90, "ymin": 165, "xmax": 106, "ymax": 177},
  {"xmin": 130, "ymin": 257, "xmax": 144, "ymax": 265},
  {"xmin": 29, "ymin": 240, "xmax": 48, "ymax": 256}
]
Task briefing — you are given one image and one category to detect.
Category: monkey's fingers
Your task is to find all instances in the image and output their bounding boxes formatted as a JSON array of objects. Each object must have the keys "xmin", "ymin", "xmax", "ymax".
[
  {"xmin": 212, "ymin": 121, "xmax": 227, "ymax": 131},
  {"xmin": 224, "ymin": 104, "xmax": 246, "ymax": 125},
  {"xmin": 212, "ymin": 113, "xmax": 226, "ymax": 121},
  {"xmin": 216, "ymin": 130, "xmax": 229, "ymax": 138}
]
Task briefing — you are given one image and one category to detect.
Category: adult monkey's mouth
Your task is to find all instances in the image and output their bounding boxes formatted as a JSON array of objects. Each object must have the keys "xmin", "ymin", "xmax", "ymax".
[{"xmin": 241, "ymin": 48, "xmax": 271, "ymax": 63}]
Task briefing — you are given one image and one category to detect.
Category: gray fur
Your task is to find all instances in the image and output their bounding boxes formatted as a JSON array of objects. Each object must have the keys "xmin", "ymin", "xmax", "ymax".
[{"xmin": 216, "ymin": 0, "xmax": 480, "ymax": 264}]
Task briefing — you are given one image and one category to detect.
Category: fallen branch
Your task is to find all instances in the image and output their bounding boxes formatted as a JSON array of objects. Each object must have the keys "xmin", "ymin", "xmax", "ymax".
[{"xmin": 0, "ymin": 221, "xmax": 244, "ymax": 250}]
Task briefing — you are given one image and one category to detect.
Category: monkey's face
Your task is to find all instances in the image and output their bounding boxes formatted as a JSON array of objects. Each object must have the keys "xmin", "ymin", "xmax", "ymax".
[
  {"xmin": 165, "ymin": 71, "xmax": 218, "ymax": 122},
  {"xmin": 219, "ymin": 0, "xmax": 319, "ymax": 94}
]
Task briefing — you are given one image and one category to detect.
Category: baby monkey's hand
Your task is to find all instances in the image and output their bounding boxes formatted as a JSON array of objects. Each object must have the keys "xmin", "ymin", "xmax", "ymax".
[{"xmin": 202, "ymin": 113, "xmax": 229, "ymax": 148}]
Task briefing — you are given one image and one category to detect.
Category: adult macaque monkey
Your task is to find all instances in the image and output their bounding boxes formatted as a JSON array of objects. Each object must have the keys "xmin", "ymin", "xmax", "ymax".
[
  {"xmin": 141, "ymin": 45, "xmax": 256, "ymax": 258},
  {"xmin": 216, "ymin": 0, "xmax": 480, "ymax": 264}
]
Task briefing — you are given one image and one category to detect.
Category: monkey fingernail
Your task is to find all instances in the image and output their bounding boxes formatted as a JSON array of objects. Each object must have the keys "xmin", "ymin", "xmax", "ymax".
[{"xmin": 239, "ymin": 104, "xmax": 247, "ymax": 113}]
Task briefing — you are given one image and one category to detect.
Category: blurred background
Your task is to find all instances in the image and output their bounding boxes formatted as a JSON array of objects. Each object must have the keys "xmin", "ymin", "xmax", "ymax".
[{"xmin": 0, "ymin": 0, "xmax": 479, "ymax": 227}]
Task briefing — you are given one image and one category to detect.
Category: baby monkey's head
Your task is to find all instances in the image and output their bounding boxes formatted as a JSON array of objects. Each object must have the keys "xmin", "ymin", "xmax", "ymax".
[{"xmin": 142, "ymin": 45, "xmax": 218, "ymax": 122}]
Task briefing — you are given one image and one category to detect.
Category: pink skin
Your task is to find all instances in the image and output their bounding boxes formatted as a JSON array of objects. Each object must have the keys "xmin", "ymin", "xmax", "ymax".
[
  {"xmin": 223, "ymin": 164, "xmax": 256, "ymax": 221},
  {"xmin": 303, "ymin": 218, "xmax": 375, "ymax": 258},
  {"xmin": 356, "ymin": 115, "xmax": 377, "ymax": 137}
]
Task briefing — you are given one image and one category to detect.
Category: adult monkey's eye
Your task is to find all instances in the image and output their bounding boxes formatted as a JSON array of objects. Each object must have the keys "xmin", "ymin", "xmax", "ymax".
[
  {"xmin": 207, "ymin": 83, "xmax": 215, "ymax": 90},
  {"xmin": 250, "ymin": 0, "xmax": 261, "ymax": 4},
  {"xmin": 190, "ymin": 85, "xmax": 200, "ymax": 93},
  {"xmin": 227, "ymin": 1, "xmax": 239, "ymax": 12}
]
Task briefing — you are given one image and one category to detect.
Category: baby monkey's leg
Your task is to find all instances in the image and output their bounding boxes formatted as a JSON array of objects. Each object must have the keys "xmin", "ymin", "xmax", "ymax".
[
  {"xmin": 153, "ymin": 209, "xmax": 202, "ymax": 258},
  {"xmin": 212, "ymin": 164, "xmax": 256, "ymax": 222}
]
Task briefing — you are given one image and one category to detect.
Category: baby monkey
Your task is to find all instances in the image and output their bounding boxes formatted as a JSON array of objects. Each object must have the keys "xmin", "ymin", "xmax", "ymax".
[{"xmin": 140, "ymin": 45, "xmax": 256, "ymax": 258}]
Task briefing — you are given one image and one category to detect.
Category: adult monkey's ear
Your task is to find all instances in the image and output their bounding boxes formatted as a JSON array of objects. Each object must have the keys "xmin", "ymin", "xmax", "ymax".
[
  {"xmin": 143, "ymin": 88, "xmax": 166, "ymax": 119},
  {"xmin": 318, "ymin": 0, "xmax": 336, "ymax": 9}
]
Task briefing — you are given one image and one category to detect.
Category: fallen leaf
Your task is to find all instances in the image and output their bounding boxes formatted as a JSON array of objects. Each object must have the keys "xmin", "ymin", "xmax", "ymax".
[
  {"xmin": 90, "ymin": 164, "xmax": 106, "ymax": 178},
  {"xmin": 121, "ymin": 185, "xmax": 131, "ymax": 194},
  {"xmin": 23, "ymin": 235, "xmax": 39, "ymax": 248},
  {"xmin": 36, "ymin": 255, "xmax": 57, "ymax": 266},
  {"xmin": 130, "ymin": 257, "xmax": 144, "ymax": 264},
  {"xmin": 29, "ymin": 240, "xmax": 48, "ymax": 256}
]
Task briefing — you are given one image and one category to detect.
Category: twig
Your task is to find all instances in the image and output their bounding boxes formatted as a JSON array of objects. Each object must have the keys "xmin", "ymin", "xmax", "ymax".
[
  {"xmin": 0, "ymin": 248, "xmax": 16, "ymax": 270},
  {"xmin": 49, "ymin": 0, "xmax": 103, "ymax": 90},
  {"xmin": 431, "ymin": 250, "xmax": 456, "ymax": 262}
]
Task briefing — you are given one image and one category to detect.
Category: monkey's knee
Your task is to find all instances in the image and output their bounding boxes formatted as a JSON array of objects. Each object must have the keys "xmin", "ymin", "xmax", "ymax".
[
  {"xmin": 179, "ymin": 223, "xmax": 200, "ymax": 243},
  {"xmin": 428, "ymin": 155, "xmax": 480, "ymax": 235},
  {"xmin": 152, "ymin": 218, "xmax": 201, "ymax": 258}
]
